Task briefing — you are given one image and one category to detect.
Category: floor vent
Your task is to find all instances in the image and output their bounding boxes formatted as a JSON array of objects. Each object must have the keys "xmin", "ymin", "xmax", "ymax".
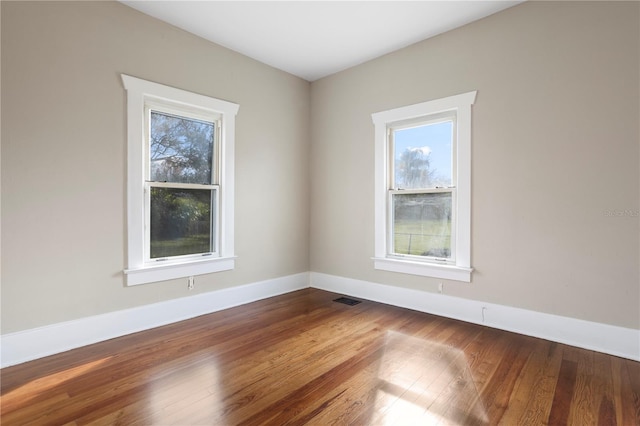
[{"xmin": 333, "ymin": 297, "xmax": 362, "ymax": 306}]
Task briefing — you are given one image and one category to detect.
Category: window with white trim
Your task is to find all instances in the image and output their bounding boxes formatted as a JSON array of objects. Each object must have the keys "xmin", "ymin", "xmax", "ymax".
[
  {"xmin": 372, "ymin": 91, "xmax": 476, "ymax": 282},
  {"xmin": 121, "ymin": 75, "xmax": 239, "ymax": 286}
]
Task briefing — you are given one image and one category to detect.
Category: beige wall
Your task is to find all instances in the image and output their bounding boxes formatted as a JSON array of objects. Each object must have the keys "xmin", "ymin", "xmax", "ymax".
[
  {"xmin": 2, "ymin": 1, "xmax": 638, "ymax": 336},
  {"xmin": 1, "ymin": 1, "xmax": 310, "ymax": 333},
  {"xmin": 310, "ymin": 1, "xmax": 640, "ymax": 329}
]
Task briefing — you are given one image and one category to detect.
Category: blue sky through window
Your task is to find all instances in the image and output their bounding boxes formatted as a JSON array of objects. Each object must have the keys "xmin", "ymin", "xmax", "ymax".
[{"xmin": 394, "ymin": 120, "xmax": 453, "ymax": 186}]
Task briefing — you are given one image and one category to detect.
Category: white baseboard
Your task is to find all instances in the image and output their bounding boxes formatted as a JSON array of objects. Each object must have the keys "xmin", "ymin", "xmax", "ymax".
[
  {"xmin": 0, "ymin": 272, "xmax": 310, "ymax": 368},
  {"xmin": 310, "ymin": 272, "xmax": 640, "ymax": 361},
  {"xmin": 3, "ymin": 271, "xmax": 637, "ymax": 368}
]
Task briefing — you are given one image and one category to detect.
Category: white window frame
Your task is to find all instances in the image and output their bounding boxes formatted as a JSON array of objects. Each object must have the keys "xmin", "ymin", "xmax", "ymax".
[
  {"xmin": 121, "ymin": 75, "xmax": 239, "ymax": 286},
  {"xmin": 372, "ymin": 91, "xmax": 476, "ymax": 282}
]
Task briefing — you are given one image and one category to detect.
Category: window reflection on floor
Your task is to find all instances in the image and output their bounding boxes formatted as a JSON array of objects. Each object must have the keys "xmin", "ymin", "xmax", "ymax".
[{"xmin": 370, "ymin": 331, "xmax": 488, "ymax": 425}]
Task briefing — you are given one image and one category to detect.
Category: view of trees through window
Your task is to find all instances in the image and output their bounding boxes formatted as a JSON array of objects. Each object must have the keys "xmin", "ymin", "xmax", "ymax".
[
  {"xmin": 150, "ymin": 112, "xmax": 214, "ymax": 184},
  {"xmin": 148, "ymin": 111, "xmax": 215, "ymax": 258},
  {"xmin": 392, "ymin": 120, "xmax": 453, "ymax": 258}
]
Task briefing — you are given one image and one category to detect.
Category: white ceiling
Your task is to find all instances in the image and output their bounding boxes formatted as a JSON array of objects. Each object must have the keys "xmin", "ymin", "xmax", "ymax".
[{"xmin": 121, "ymin": 1, "xmax": 523, "ymax": 82}]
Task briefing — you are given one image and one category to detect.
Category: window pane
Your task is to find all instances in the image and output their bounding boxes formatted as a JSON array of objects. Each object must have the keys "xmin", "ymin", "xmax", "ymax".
[
  {"xmin": 393, "ymin": 121, "xmax": 453, "ymax": 189},
  {"xmin": 150, "ymin": 187, "xmax": 213, "ymax": 258},
  {"xmin": 392, "ymin": 192, "xmax": 452, "ymax": 258},
  {"xmin": 150, "ymin": 111, "xmax": 214, "ymax": 184}
]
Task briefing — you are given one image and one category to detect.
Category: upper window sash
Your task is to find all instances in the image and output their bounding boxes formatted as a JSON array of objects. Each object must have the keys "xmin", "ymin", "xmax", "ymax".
[
  {"xmin": 388, "ymin": 114, "xmax": 457, "ymax": 191},
  {"xmin": 144, "ymin": 102, "xmax": 221, "ymax": 186}
]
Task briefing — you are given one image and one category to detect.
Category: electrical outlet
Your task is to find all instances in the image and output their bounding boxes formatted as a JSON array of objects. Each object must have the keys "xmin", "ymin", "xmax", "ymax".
[
  {"xmin": 188, "ymin": 276, "xmax": 195, "ymax": 290},
  {"xmin": 438, "ymin": 282, "xmax": 443, "ymax": 293}
]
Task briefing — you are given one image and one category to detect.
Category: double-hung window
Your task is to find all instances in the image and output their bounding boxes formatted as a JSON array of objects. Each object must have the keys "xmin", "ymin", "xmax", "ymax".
[
  {"xmin": 146, "ymin": 104, "xmax": 218, "ymax": 260},
  {"xmin": 122, "ymin": 75, "xmax": 239, "ymax": 286},
  {"xmin": 372, "ymin": 91, "xmax": 476, "ymax": 282}
]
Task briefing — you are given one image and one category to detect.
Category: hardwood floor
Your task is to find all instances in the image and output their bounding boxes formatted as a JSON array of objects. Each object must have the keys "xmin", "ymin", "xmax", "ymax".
[{"xmin": 1, "ymin": 288, "xmax": 639, "ymax": 425}]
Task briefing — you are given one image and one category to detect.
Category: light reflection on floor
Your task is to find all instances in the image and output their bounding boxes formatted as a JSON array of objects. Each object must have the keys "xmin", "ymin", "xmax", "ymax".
[
  {"xmin": 2, "ymin": 357, "xmax": 112, "ymax": 409},
  {"xmin": 149, "ymin": 355, "xmax": 221, "ymax": 425},
  {"xmin": 143, "ymin": 331, "xmax": 489, "ymax": 425},
  {"xmin": 370, "ymin": 331, "xmax": 488, "ymax": 425}
]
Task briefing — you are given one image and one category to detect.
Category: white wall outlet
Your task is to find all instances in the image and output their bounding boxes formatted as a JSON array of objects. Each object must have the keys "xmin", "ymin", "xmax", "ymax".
[
  {"xmin": 438, "ymin": 282, "xmax": 443, "ymax": 293},
  {"xmin": 188, "ymin": 276, "xmax": 195, "ymax": 290}
]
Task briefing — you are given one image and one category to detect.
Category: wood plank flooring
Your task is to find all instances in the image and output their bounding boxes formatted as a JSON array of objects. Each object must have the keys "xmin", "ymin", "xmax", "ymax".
[{"xmin": 1, "ymin": 288, "xmax": 639, "ymax": 425}]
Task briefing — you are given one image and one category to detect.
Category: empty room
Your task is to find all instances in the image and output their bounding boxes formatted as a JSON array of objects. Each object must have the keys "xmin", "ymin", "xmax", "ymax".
[{"xmin": 1, "ymin": 1, "xmax": 638, "ymax": 424}]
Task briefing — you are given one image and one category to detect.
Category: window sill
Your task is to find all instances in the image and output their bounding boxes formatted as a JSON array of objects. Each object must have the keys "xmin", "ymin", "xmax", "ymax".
[
  {"xmin": 124, "ymin": 256, "xmax": 235, "ymax": 286},
  {"xmin": 373, "ymin": 257, "xmax": 472, "ymax": 282}
]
